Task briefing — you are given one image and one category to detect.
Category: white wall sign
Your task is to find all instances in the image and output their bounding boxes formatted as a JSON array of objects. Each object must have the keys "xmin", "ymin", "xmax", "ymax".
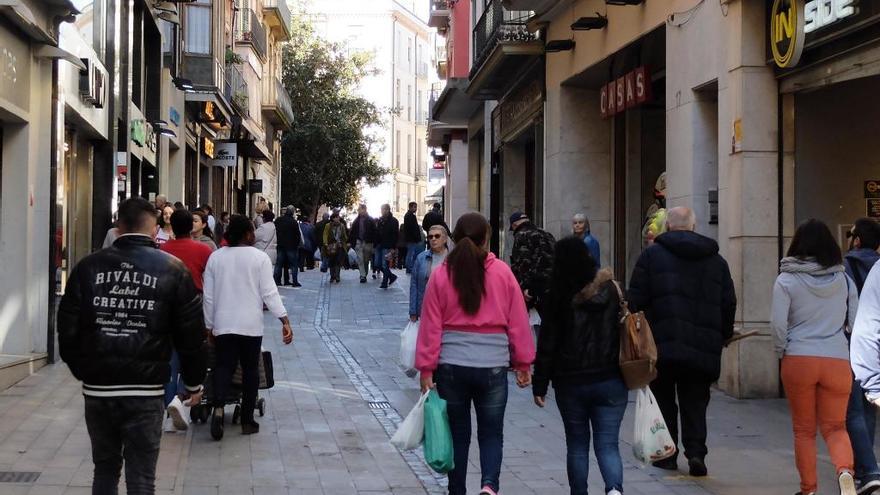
[
  {"xmin": 804, "ymin": 0, "xmax": 858, "ymax": 34},
  {"xmin": 211, "ymin": 142, "xmax": 237, "ymax": 167}
]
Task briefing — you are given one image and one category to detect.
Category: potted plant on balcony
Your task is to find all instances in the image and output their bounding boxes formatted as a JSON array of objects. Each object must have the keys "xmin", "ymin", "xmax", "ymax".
[
  {"xmin": 233, "ymin": 91, "xmax": 248, "ymax": 111},
  {"xmin": 226, "ymin": 47, "xmax": 244, "ymax": 66}
]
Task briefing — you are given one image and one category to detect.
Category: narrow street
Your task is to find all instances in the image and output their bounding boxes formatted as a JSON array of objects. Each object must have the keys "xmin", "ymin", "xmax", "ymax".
[{"xmin": 0, "ymin": 267, "xmax": 857, "ymax": 494}]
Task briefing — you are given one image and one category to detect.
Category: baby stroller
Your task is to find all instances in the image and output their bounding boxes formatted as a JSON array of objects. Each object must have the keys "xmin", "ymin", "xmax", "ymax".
[{"xmin": 190, "ymin": 341, "xmax": 274, "ymax": 440}]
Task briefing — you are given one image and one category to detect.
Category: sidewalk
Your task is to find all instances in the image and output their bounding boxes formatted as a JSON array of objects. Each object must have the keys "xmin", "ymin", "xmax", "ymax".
[{"xmin": 0, "ymin": 266, "xmax": 867, "ymax": 494}]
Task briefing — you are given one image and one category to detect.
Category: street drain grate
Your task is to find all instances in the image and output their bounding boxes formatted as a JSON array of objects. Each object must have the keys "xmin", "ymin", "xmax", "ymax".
[
  {"xmin": 368, "ymin": 401, "xmax": 391, "ymax": 410},
  {"xmin": 0, "ymin": 472, "xmax": 40, "ymax": 483}
]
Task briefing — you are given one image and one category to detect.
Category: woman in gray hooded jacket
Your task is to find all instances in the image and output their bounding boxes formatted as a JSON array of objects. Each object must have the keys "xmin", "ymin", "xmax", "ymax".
[{"xmin": 771, "ymin": 219, "xmax": 859, "ymax": 495}]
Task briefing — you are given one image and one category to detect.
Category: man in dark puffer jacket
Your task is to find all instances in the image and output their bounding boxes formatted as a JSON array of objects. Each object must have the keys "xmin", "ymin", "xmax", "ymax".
[
  {"xmin": 628, "ymin": 207, "xmax": 736, "ymax": 477},
  {"xmin": 58, "ymin": 198, "xmax": 207, "ymax": 494}
]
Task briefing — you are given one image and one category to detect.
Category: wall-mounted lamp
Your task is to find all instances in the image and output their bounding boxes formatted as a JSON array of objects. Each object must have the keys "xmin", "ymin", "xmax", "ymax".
[
  {"xmin": 157, "ymin": 128, "xmax": 178, "ymax": 138},
  {"xmin": 172, "ymin": 77, "xmax": 194, "ymax": 91},
  {"xmin": 545, "ymin": 39, "xmax": 576, "ymax": 53},
  {"xmin": 158, "ymin": 11, "xmax": 179, "ymax": 24},
  {"xmin": 571, "ymin": 14, "xmax": 608, "ymax": 30}
]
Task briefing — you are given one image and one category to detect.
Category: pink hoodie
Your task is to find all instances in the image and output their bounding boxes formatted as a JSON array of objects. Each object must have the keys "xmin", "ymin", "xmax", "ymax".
[{"xmin": 415, "ymin": 253, "xmax": 535, "ymax": 381}]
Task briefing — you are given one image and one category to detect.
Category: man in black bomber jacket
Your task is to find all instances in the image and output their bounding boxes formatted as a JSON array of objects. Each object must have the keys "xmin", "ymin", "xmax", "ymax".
[{"xmin": 58, "ymin": 197, "xmax": 207, "ymax": 494}]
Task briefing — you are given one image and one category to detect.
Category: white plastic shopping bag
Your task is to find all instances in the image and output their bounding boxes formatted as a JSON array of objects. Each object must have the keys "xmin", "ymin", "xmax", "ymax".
[
  {"xmin": 632, "ymin": 386, "xmax": 677, "ymax": 463},
  {"xmin": 399, "ymin": 321, "xmax": 419, "ymax": 377},
  {"xmin": 390, "ymin": 391, "xmax": 429, "ymax": 450}
]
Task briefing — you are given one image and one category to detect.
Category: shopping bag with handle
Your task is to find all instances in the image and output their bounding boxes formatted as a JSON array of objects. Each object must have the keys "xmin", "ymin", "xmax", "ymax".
[
  {"xmin": 423, "ymin": 389, "xmax": 455, "ymax": 473},
  {"xmin": 390, "ymin": 391, "xmax": 429, "ymax": 451},
  {"xmin": 399, "ymin": 321, "xmax": 419, "ymax": 376},
  {"xmin": 632, "ymin": 386, "xmax": 677, "ymax": 463},
  {"xmin": 611, "ymin": 281, "xmax": 658, "ymax": 389}
]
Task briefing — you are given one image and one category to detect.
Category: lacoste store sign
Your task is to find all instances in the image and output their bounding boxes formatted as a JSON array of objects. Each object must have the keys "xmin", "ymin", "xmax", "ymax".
[
  {"xmin": 599, "ymin": 66, "xmax": 652, "ymax": 119},
  {"xmin": 770, "ymin": 0, "xmax": 859, "ymax": 68}
]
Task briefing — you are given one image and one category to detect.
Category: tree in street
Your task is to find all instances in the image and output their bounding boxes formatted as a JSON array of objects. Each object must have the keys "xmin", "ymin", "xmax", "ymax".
[{"xmin": 280, "ymin": 13, "xmax": 386, "ymax": 217}]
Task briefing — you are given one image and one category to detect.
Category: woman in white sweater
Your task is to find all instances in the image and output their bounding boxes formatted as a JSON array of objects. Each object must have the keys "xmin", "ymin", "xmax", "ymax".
[
  {"xmin": 253, "ymin": 210, "xmax": 278, "ymax": 265},
  {"xmin": 203, "ymin": 214, "xmax": 293, "ymax": 440}
]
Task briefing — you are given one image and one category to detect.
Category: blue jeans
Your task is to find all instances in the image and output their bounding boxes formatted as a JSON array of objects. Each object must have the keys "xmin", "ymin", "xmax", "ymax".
[
  {"xmin": 847, "ymin": 378, "xmax": 880, "ymax": 482},
  {"xmin": 85, "ymin": 396, "xmax": 164, "ymax": 495},
  {"xmin": 554, "ymin": 378, "xmax": 628, "ymax": 495},
  {"xmin": 435, "ymin": 364, "xmax": 508, "ymax": 495},
  {"xmin": 405, "ymin": 242, "xmax": 424, "ymax": 271},
  {"xmin": 274, "ymin": 248, "xmax": 299, "ymax": 285},
  {"xmin": 375, "ymin": 247, "xmax": 395, "ymax": 284},
  {"xmin": 163, "ymin": 350, "xmax": 182, "ymax": 407}
]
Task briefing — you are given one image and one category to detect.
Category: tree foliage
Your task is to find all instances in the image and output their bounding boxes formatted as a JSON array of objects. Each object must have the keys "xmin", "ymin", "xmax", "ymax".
[{"xmin": 280, "ymin": 13, "xmax": 385, "ymax": 217}]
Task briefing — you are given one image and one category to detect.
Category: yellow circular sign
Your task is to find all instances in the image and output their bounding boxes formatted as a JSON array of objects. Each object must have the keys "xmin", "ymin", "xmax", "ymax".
[{"xmin": 770, "ymin": 0, "xmax": 805, "ymax": 68}]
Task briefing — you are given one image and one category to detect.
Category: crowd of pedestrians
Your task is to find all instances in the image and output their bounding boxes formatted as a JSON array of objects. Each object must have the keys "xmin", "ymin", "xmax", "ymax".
[{"xmin": 52, "ymin": 191, "xmax": 880, "ymax": 495}]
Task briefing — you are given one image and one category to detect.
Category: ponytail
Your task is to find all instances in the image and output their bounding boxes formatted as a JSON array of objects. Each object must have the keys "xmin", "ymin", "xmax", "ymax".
[{"xmin": 446, "ymin": 213, "xmax": 491, "ymax": 314}]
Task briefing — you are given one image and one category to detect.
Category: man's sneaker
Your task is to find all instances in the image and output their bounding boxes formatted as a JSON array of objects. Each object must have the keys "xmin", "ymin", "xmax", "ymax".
[
  {"xmin": 608, "ymin": 490, "xmax": 623, "ymax": 495},
  {"xmin": 380, "ymin": 283, "xmax": 388, "ymax": 289},
  {"xmin": 166, "ymin": 396, "xmax": 189, "ymax": 431},
  {"xmin": 842, "ymin": 471, "xmax": 858, "ymax": 495},
  {"xmin": 652, "ymin": 456, "xmax": 677, "ymax": 471},
  {"xmin": 479, "ymin": 486, "xmax": 497, "ymax": 495},
  {"xmin": 688, "ymin": 457, "xmax": 707, "ymax": 477},
  {"xmin": 389, "ymin": 274, "xmax": 399, "ymax": 286},
  {"xmin": 241, "ymin": 421, "xmax": 260, "ymax": 435},
  {"xmin": 291, "ymin": 282, "xmax": 302, "ymax": 288},
  {"xmin": 210, "ymin": 407, "xmax": 224, "ymax": 441},
  {"xmin": 360, "ymin": 277, "xmax": 367, "ymax": 283},
  {"xmin": 858, "ymin": 478, "xmax": 880, "ymax": 494}
]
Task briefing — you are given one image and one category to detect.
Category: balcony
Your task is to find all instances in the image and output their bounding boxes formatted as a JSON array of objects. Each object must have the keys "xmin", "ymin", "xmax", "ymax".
[
  {"xmin": 467, "ymin": 0, "xmax": 542, "ymax": 100},
  {"xmin": 436, "ymin": 43, "xmax": 448, "ymax": 80},
  {"xmin": 235, "ymin": 8, "xmax": 267, "ymax": 60},
  {"xmin": 428, "ymin": 0, "xmax": 450, "ymax": 31},
  {"xmin": 263, "ymin": 0, "xmax": 292, "ymax": 41},
  {"xmin": 262, "ymin": 77, "xmax": 295, "ymax": 130},
  {"xmin": 225, "ymin": 64, "xmax": 249, "ymax": 118}
]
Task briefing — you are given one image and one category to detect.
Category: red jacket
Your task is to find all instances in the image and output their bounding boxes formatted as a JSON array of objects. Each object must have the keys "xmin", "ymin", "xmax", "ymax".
[{"xmin": 160, "ymin": 238, "xmax": 213, "ymax": 291}]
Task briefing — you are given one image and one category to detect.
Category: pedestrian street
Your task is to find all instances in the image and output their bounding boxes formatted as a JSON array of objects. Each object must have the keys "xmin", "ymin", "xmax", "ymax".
[{"xmin": 0, "ymin": 267, "xmax": 865, "ymax": 494}]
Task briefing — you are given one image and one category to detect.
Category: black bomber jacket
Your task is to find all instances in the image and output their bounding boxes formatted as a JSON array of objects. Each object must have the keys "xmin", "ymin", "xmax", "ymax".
[{"xmin": 58, "ymin": 234, "xmax": 207, "ymax": 398}]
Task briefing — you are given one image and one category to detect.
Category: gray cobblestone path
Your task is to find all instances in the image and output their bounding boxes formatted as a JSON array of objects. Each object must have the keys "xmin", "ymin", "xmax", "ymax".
[{"xmin": 0, "ymin": 266, "xmax": 867, "ymax": 494}]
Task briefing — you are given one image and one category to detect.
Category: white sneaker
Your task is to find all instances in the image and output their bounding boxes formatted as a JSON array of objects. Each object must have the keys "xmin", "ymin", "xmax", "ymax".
[
  {"xmin": 608, "ymin": 490, "xmax": 623, "ymax": 495},
  {"xmin": 841, "ymin": 471, "xmax": 858, "ymax": 495},
  {"xmin": 167, "ymin": 396, "xmax": 190, "ymax": 431}
]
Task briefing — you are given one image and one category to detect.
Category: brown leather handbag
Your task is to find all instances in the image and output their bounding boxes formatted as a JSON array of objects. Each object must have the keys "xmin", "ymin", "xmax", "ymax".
[{"xmin": 611, "ymin": 281, "xmax": 658, "ymax": 390}]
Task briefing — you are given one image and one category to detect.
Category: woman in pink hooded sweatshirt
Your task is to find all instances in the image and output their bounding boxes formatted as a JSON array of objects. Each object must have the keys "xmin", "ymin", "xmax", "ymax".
[{"xmin": 416, "ymin": 212, "xmax": 535, "ymax": 495}]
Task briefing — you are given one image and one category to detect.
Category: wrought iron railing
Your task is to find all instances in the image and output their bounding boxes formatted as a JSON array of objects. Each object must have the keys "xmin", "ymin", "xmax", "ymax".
[
  {"xmin": 274, "ymin": 78, "xmax": 294, "ymax": 126},
  {"xmin": 225, "ymin": 64, "xmax": 249, "ymax": 117},
  {"xmin": 235, "ymin": 8, "xmax": 267, "ymax": 60},
  {"xmin": 471, "ymin": 0, "xmax": 536, "ymax": 78}
]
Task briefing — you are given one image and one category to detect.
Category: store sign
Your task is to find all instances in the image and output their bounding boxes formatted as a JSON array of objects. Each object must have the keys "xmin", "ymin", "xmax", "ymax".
[
  {"xmin": 131, "ymin": 119, "xmax": 146, "ymax": 146},
  {"xmin": 169, "ymin": 106, "xmax": 181, "ymax": 127},
  {"xmin": 864, "ymin": 180, "xmax": 880, "ymax": 198},
  {"xmin": 79, "ymin": 58, "xmax": 106, "ymax": 108},
  {"xmin": 211, "ymin": 142, "xmax": 237, "ymax": 167},
  {"xmin": 600, "ymin": 66, "xmax": 652, "ymax": 118},
  {"xmin": 804, "ymin": 0, "xmax": 858, "ymax": 34},
  {"xmin": 868, "ymin": 198, "xmax": 880, "ymax": 218},
  {"xmin": 248, "ymin": 179, "xmax": 263, "ymax": 194},
  {"xmin": 203, "ymin": 137, "xmax": 215, "ymax": 158},
  {"xmin": 770, "ymin": 0, "xmax": 861, "ymax": 68},
  {"xmin": 771, "ymin": 0, "xmax": 806, "ymax": 68}
]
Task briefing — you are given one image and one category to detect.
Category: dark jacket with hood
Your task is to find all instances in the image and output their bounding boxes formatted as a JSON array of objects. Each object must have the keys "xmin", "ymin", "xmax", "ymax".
[
  {"xmin": 57, "ymin": 234, "xmax": 207, "ymax": 398},
  {"xmin": 275, "ymin": 213, "xmax": 302, "ymax": 249},
  {"xmin": 510, "ymin": 222, "xmax": 556, "ymax": 310},
  {"xmin": 845, "ymin": 248, "xmax": 880, "ymax": 294},
  {"xmin": 627, "ymin": 230, "xmax": 737, "ymax": 381},
  {"xmin": 533, "ymin": 268, "xmax": 621, "ymax": 397},
  {"xmin": 403, "ymin": 211, "xmax": 422, "ymax": 242}
]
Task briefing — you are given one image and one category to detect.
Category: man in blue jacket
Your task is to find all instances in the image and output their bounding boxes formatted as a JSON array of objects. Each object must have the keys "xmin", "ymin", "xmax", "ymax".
[{"xmin": 844, "ymin": 218, "xmax": 880, "ymax": 494}]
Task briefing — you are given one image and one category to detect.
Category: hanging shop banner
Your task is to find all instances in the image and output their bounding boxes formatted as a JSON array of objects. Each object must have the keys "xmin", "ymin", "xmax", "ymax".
[
  {"xmin": 600, "ymin": 66, "xmax": 652, "ymax": 118},
  {"xmin": 770, "ymin": 0, "xmax": 806, "ymax": 68},
  {"xmin": 211, "ymin": 141, "xmax": 237, "ymax": 167}
]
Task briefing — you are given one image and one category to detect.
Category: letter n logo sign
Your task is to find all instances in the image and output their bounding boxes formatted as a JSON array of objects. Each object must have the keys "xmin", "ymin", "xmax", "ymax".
[{"xmin": 771, "ymin": 0, "xmax": 805, "ymax": 68}]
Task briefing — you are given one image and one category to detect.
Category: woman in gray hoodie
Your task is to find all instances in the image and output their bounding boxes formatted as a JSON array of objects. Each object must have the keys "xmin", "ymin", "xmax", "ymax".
[{"xmin": 772, "ymin": 219, "xmax": 859, "ymax": 495}]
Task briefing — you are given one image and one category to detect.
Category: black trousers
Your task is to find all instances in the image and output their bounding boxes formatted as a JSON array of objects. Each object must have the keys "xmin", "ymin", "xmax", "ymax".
[
  {"xmin": 85, "ymin": 396, "xmax": 164, "ymax": 495},
  {"xmin": 212, "ymin": 334, "xmax": 262, "ymax": 425},
  {"xmin": 649, "ymin": 367, "xmax": 712, "ymax": 460}
]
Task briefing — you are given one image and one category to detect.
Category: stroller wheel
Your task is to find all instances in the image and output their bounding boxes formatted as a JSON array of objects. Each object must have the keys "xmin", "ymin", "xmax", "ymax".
[
  {"xmin": 257, "ymin": 398, "xmax": 266, "ymax": 417},
  {"xmin": 210, "ymin": 407, "xmax": 224, "ymax": 440},
  {"xmin": 232, "ymin": 405, "xmax": 241, "ymax": 425}
]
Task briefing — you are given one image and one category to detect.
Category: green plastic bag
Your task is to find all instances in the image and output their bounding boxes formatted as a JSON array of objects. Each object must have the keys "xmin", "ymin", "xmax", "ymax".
[{"xmin": 423, "ymin": 389, "xmax": 455, "ymax": 474}]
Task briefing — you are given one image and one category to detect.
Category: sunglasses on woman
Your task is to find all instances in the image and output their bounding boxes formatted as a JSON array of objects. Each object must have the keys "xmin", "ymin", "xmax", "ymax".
[{"xmin": 427, "ymin": 234, "xmax": 443, "ymax": 240}]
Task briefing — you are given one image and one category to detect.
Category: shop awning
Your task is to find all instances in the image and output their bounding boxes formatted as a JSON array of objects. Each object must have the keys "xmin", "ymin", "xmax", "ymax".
[{"xmin": 237, "ymin": 139, "xmax": 271, "ymax": 162}]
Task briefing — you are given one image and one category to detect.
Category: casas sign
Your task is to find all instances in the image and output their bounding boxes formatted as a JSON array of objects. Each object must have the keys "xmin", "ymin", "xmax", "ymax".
[
  {"xmin": 771, "ymin": 0, "xmax": 805, "ymax": 68},
  {"xmin": 600, "ymin": 66, "xmax": 652, "ymax": 119}
]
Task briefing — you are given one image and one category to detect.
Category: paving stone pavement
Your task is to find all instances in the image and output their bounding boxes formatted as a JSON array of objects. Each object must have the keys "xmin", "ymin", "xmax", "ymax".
[{"xmin": 0, "ymin": 266, "xmax": 872, "ymax": 494}]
